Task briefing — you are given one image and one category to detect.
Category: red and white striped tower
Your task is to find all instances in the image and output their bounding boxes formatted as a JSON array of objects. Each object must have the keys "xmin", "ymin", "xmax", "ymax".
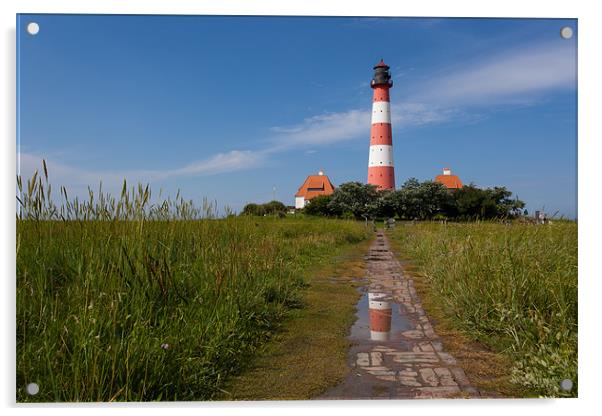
[{"xmin": 367, "ymin": 59, "xmax": 395, "ymax": 190}]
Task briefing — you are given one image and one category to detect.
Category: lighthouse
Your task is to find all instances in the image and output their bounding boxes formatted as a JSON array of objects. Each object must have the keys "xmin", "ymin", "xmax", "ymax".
[{"xmin": 367, "ymin": 59, "xmax": 395, "ymax": 190}]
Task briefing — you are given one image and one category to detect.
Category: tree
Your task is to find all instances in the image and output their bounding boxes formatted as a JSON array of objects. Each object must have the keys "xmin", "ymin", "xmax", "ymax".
[
  {"xmin": 241, "ymin": 200, "xmax": 287, "ymax": 216},
  {"xmin": 415, "ymin": 181, "xmax": 452, "ymax": 219},
  {"xmin": 374, "ymin": 189, "xmax": 397, "ymax": 218},
  {"xmin": 393, "ymin": 179, "xmax": 451, "ymax": 220},
  {"xmin": 453, "ymin": 185, "xmax": 492, "ymax": 218},
  {"xmin": 263, "ymin": 200, "xmax": 287, "ymax": 215},
  {"xmin": 453, "ymin": 185, "xmax": 525, "ymax": 219},
  {"xmin": 328, "ymin": 182, "xmax": 379, "ymax": 219},
  {"xmin": 242, "ymin": 203, "xmax": 265, "ymax": 216},
  {"xmin": 488, "ymin": 187, "xmax": 525, "ymax": 217},
  {"xmin": 303, "ymin": 195, "xmax": 334, "ymax": 216}
]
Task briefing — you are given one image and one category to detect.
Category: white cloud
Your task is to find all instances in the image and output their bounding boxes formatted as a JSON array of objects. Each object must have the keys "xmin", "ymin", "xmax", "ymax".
[
  {"xmin": 268, "ymin": 103, "xmax": 455, "ymax": 150},
  {"xmin": 18, "ymin": 149, "xmax": 266, "ymax": 190},
  {"xmin": 269, "ymin": 110, "xmax": 370, "ymax": 149},
  {"xmin": 391, "ymin": 102, "xmax": 457, "ymax": 127},
  {"xmin": 412, "ymin": 41, "xmax": 576, "ymax": 105},
  {"xmin": 164, "ymin": 150, "xmax": 266, "ymax": 177}
]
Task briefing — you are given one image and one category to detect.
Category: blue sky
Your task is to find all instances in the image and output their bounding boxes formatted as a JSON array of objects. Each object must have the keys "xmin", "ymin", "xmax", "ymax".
[{"xmin": 17, "ymin": 15, "xmax": 577, "ymax": 217}]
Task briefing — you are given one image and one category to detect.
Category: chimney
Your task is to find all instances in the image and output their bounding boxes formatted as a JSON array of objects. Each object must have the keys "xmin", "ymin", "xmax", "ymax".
[{"xmin": 443, "ymin": 167, "xmax": 451, "ymax": 176}]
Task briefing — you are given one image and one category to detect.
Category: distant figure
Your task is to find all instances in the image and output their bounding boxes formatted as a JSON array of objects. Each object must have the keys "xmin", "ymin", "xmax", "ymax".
[
  {"xmin": 385, "ymin": 218, "xmax": 396, "ymax": 229},
  {"xmin": 538, "ymin": 211, "xmax": 547, "ymax": 225}
]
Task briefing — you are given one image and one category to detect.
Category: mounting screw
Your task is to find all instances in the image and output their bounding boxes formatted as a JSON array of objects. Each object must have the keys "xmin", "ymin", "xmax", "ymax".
[
  {"xmin": 560, "ymin": 26, "xmax": 573, "ymax": 40},
  {"xmin": 26, "ymin": 382, "xmax": 39, "ymax": 395},
  {"xmin": 560, "ymin": 379, "xmax": 573, "ymax": 391},
  {"xmin": 27, "ymin": 22, "xmax": 40, "ymax": 35}
]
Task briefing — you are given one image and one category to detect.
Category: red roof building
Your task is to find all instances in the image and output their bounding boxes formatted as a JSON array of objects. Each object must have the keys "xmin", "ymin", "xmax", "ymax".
[
  {"xmin": 295, "ymin": 171, "xmax": 335, "ymax": 209},
  {"xmin": 435, "ymin": 167, "xmax": 463, "ymax": 191}
]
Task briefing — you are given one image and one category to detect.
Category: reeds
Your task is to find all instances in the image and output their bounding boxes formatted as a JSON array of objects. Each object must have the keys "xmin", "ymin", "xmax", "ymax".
[
  {"xmin": 17, "ymin": 162, "xmax": 218, "ymax": 221},
  {"xmin": 16, "ymin": 165, "xmax": 370, "ymax": 401},
  {"xmin": 393, "ymin": 221, "xmax": 577, "ymax": 397}
]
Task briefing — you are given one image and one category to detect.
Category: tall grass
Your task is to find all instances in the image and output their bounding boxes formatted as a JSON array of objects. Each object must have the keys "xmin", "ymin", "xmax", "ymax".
[
  {"xmin": 392, "ymin": 222, "xmax": 577, "ymax": 397},
  {"xmin": 16, "ymin": 166, "xmax": 369, "ymax": 401}
]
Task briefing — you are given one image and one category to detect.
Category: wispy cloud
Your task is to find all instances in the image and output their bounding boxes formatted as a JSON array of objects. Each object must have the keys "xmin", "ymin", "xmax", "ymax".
[
  {"xmin": 269, "ymin": 110, "xmax": 370, "ymax": 149},
  {"xmin": 267, "ymin": 102, "xmax": 457, "ymax": 150},
  {"xmin": 18, "ymin": 149, "xmax": 266, "ymax": 190},
  {"xmin": 392, "ymin": 103, "xmax": 458, "ymax": 127},
  {"xmin": 412, "ymin": 41, "xmax": 576, "ymax": 105},
  {"xmin": 163, "ymin": 150, "xmax": 266, "ymax": 177}
]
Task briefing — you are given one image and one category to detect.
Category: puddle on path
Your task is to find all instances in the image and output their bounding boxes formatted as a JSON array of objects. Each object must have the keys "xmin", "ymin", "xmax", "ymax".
[
  {"xmin": 349, "ymin": 290, "xmax": 412, "ymax": 343},
  {"xmin": 328, "ymin": 276, "xmax": 366, "ymax": 285},
  {"xmin": 320, "ymin": 231, "xmax": 479, "ymax": 400}
]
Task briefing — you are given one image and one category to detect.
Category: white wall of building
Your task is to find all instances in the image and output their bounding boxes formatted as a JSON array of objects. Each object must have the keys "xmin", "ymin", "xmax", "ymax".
[{"xmin": 295, "ymin": 196, "xmax": 305, "ymax": 209}]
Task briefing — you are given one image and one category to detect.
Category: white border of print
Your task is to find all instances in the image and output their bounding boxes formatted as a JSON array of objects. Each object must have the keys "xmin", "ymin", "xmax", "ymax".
[{"xmin": 1, "ymin": 1, "xmax": 598, "ymax": 416}]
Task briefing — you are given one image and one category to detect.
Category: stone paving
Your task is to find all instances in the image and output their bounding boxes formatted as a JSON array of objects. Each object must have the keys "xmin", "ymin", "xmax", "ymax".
[{"xmin": 321, "ymin": 231, "xmax": 480, "ymax": 400}]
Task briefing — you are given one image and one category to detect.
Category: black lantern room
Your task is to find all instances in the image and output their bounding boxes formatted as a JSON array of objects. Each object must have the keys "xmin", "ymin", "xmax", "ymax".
[{"xmin": 370, "ymin": 59, "xmax": 393, "ymax": 88}]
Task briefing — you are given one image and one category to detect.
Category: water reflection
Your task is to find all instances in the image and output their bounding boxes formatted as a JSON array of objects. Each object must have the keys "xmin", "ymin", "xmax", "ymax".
[
  {"xmin": 368, "ymin": 292, "xmax": 392, "ymax": 341},
  {"xmin": 349, "ymin": 289, "xmax": 411, "ymax": 342}
]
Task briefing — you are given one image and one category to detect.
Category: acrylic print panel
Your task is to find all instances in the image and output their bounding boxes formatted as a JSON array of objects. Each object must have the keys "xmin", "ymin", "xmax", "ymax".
[{"xmin": 16, "ymin": 14, "xmax": 577, "ymax": 402}]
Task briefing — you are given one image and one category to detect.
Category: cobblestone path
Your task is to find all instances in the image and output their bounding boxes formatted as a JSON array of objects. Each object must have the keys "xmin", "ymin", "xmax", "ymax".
[{"xmin": 321, "ymin": 231, "xmax": 480, "ymax": 399}]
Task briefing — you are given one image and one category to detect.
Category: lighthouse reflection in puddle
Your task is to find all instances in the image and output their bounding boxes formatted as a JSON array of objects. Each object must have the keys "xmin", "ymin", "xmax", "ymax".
[
  {"xmin": 368, "ymin": 292, "xmax": 393, "ymax": 341},
  {"xmin": 349, "ymin": 289, "xmax": 411, "ymax": 341}
]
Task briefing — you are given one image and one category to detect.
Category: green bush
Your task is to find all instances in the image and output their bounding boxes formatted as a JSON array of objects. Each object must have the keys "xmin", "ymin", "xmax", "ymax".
[
  {"xmin": 303, "ymin": 195, "xmax": 334, "ymax": 217},
  {"xmin": 242, "ymin": 201, "xmax": 287, "ymax": 216}
]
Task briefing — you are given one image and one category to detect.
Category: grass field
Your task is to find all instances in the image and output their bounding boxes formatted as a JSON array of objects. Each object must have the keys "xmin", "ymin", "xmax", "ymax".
[
  {"xmin": 220, "ymin": 239, "xmax": 371, "ymax": 400},
  {"xmin": 391, "ymin": 221, "xmax": 577, "ymax": 397},
  {"xmin": 15, "ymin": 169, "xmax": 578, "ymax": 400},
  {"xmin": 16, "ymin": 172, "xmax": 370, "ymax": 401}
]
